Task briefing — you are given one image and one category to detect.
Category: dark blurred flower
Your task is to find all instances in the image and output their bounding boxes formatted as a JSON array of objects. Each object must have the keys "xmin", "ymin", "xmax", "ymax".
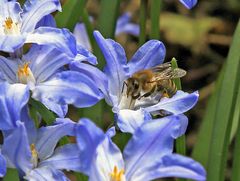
[
  {"xmin": 73, "ymin": 13, "xmax": 139, "ymax": 51},
  {"xmin": 179, "ymin": 0, "xmax": 198, "ymax": 9}
]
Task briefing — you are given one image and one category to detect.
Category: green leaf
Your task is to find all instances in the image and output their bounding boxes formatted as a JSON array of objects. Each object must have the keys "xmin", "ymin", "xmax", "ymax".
[
  {"xmin": 230, "ymin": 84, "xmax": 240, "ymax": 142},
  {"xmin": 232, "ymin": 83, "xmax": 240, "ymax": 181},
  {"xmin": 55, "ymin": 0, "xmax": 86, "ymax": 31},
  {"xmin": 171, "ymin": 58, "xmax": 186, "ymax": 157},
  {"xmin": 192, "ymin": 69, "xmax": 224, "ymax": 167},
  {"xmin": 3, "ymin": 168, "xmax": 19, "ymax": 181},
  {"xmin": 29, "ymin": 98, "xmax": 56, "ymax": 125},
  {"xmin": 193, "ymin": 20, "xmax": 240, "ymax": 180},
  {"xmin": 139, "ymin": 0, "xmax": 148, "ymax": 46},
  {"xmin": 150, "ymin": 0, "xmax": 162, "ymax": 39}
]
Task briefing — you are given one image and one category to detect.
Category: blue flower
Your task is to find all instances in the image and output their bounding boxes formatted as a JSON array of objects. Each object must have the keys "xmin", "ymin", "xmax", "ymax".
[
  {"xmin": 76, "ymin": 117, "xmax": 206, "ymax": 181},
  {"xmin": 179, "ymin": 0, "xmax": 198, "ymax": 9},
  {"xmin": 2, "ymin": 118, "xmax": 81, "ymax": 180},
  {"xmin": 0, "ymin": 150, "xmax": 6, "ymax": 178},
  {"xmin": 73, "ymin": 13, "xmax": 139, "ymax": 51},
  {"xmin": 84, "ymin": 31, "xmax": 199, "ymax": 133},
  {"xmin": 0, "ymin": 0, "xmax": 77, "ymax": 57},
  {"xmin": 0, "ymin": 45, "xmax": 103, "ymax": 118}
]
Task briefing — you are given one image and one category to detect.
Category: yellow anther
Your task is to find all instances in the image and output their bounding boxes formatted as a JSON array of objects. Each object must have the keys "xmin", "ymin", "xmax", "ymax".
[
  {"xmin": 110, "ymin": 166, "xmax": 125, "ymax": 181},
  {"xmin": 17, "ymin": 62, "xmax": 36, "ymax": 87},
  {"xmin": 3, "ymin": 17, "xmax": 13, "ymax": 30},
  {"xmin": 17, "ymin": 63, "xmax": 30, "ymax": 77},
  {"xmin": 30, "ymin": 144, "xmax": 38, "ymax": 168}
]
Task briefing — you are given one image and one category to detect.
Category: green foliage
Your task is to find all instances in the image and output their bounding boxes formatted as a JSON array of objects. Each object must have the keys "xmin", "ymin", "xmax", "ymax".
[
  {"xmin": 29, "ymin": 98, "xmax": 56, "ymax": 126},
  {"xmin": 160, "ymin": 13, "xmax": 224, "ymax": 53},
  {"xmin": 55, "ymin": 0, "xmax": 86, "ymax": 31},
  {"xmin": 171, "ymin": 58, "xmax": 186, "ymax": 158},
  {"xmin": 150, "ymin": 0, "xmax": 162, "ymax": 39},
  {"xmin": 193, "ymin": 20, "xmax": 240, "ymax": 181},
  {"xmin": 3, "ymin": 169, "xmax": 19, "ymax": 181}
]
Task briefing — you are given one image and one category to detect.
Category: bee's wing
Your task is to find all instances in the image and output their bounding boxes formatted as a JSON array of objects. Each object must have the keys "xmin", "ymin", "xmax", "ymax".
[
  {"xmin": 150, "ymin": 68, "xmax": 186, "ymax": 82},
  {"xmin": 151, "ymin": 62, "xmax": 172, "ymax": 72}
]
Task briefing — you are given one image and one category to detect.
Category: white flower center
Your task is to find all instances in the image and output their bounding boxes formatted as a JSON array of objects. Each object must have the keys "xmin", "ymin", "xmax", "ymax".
[
  {"xmin": 1, "ymin": 17, "xmax": 21, "ymax": 35},
  {"xmin": 17, "ymin": 62, "xmax": 36, "ymax": 88}
]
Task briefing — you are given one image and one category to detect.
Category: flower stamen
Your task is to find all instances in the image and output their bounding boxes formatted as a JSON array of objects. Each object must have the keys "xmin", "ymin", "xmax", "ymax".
[
  {"xmin": 2, "ymin": 17, "xmax": 20, "ymax": 35},
  {"xmin": 17, "ymin": 62, "xmax": 36, "ymax": 86},
  {"xmin": 3, "ymin": 17, "xmax": 13, "ymax": 30},
  {"xmin": 110, "ymin": 166, "xmax": 125, "ymax": 181},
  {"xmin": 30, "ymin": 144, "xmax": 38, "ymax": 168}
]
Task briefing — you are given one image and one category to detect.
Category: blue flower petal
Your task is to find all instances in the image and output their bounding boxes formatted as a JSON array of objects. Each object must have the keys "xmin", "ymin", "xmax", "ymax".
[
  {"xmin": 0, "ymin": 82, "xmax": 29, "ymax": 130},
  {"xmin": 179, "ymin": 0, "xmax": 198, "ymax": 9},
  {"xmin": 25, "ymin": 166, "xmax": 69, "ymax": 181},
  {"xmin": 35, "ymin": 118, "xmax": 76, "ymax": 160},
  {"xmin": 40, "ymin": 144, "xmax": 81, "ymax": 172},
  {"xmin": 73, "ymin": 23, "xmax": 92, "ymax": 51},
  {"xmin": 116, "ymin": 109, "xmax": 151, "ymax": 133},
  {"xmin": 93, "ymin": 31, "xmax": 129, "ymax": 106},
  {"xmin": 138, "ymin": 154, "xmax": 206, "ymax": 180},
  {"xmin": 38, "ymin": 98, "xmax": 68, "ymax": 118},
  {"xmin": 75, "ymin": 45, "xmax": 97, "ymax": 64},
  {"xmin": 21, "ymin": 0, "xmax": 61, "ymax": 33},
  {"xmin": 89, "ymin": 129, "xmax": 124, "ymax": 180},
  {"xmin": 0, "ymin": 35, "xmax": 26, "ymax": 53},
  {"xmin": 32, "ymin": 71, "xmax": 103, "ymax": 110},
  {"xmin": 0, "ymin": 151, "xmax": 6, "ymax": 177},
  {"xmin": 69, "ymin": 61, "xmax": 109, "ymax": 102},
  {"xmin": 76, "ymin": 119, "xmax": 125, "ymax": 180},
  {"xmin": 25, "ymin": 45, "xmax": 71, "ymax": 83},
  {"xmin": 124, "ymin": 114, "xmax": 188, "ymax": 180},
  {"xmin": 144, "ymin": 91, "xmax": 199, "ymax": 115},
  {"xmin": 2, "ymin": 121, "xmax": 32, "ymax": 176},
  {"xmin": 128, "ymin": 40, "xmax": 166, "ymax": 75},
  {"xmin": 26, "ymin": 27, "xmax": 77, "ymax": 57},
  {"xmin": 0, "ymin": 0, "xmax": 22, "ymax": 21},
  {"xmin": 36, "ymin": 14, "xmax": 56, "ymax": 28},
  {"xmin": 0, "ymin": 56, "xmax": 18, "ymax": 83},
  {"xmin": 76, "ymin": 118, "xmax": 105, "ymax": 174},
  {"xmin": 21, "ymin": 106, "xmax": 37, "ymax": 144},
  {"xmin": 115, "ymin": 13, "xmax": 139, "ymax": 36}
]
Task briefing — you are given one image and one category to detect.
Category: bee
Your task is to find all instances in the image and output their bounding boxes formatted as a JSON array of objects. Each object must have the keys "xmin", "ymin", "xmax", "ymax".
[{"xmin": 125, "ymin": 62, "xmax": 186, "ymax": 100}]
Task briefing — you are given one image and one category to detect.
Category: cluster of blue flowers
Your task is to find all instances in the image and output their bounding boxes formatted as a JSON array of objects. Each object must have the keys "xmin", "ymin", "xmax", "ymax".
[{"xmin": 0, "ymin": 0, "xmax": 205, "ymax": 180}]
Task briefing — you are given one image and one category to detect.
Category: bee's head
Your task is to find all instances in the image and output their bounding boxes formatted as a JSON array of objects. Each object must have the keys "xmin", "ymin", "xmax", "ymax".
[{"xmin": 126, "ymin": 78, "xmax": 140, "ymax": 98}]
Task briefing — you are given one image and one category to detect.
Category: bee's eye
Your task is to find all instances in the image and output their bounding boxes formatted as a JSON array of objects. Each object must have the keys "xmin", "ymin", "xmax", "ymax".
[{"xmin": 133, "ymin": 81, "xmax": 139, "ymax": 89}]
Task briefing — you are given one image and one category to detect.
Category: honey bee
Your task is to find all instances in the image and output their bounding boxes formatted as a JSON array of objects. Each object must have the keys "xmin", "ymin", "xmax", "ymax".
[{"xmin": 125, "ymin": 62, "xmax": 186, "ymax": 100}]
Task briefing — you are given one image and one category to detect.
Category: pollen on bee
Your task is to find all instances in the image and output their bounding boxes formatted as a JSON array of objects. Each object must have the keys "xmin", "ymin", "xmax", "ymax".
[{"xmin": 109, "ymin": 166, "xmax": 125, "ymax": 181}]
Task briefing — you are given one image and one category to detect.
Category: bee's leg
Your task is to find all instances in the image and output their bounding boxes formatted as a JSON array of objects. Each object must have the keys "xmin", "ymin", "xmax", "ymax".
[
  {"xmin": 138, "ymin": 84, "xmax": 156, "ymax": 100},
  {"xmin": 122, "ymin": 81, "xmax": 128, "ymax": 94},
  {"xmin": 138, "ymin": 91, "xmax": 152, "ymax": 100},
  {"xmin": 132, "ymin": 92, "xmax": 140, "ymax": 99}
]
